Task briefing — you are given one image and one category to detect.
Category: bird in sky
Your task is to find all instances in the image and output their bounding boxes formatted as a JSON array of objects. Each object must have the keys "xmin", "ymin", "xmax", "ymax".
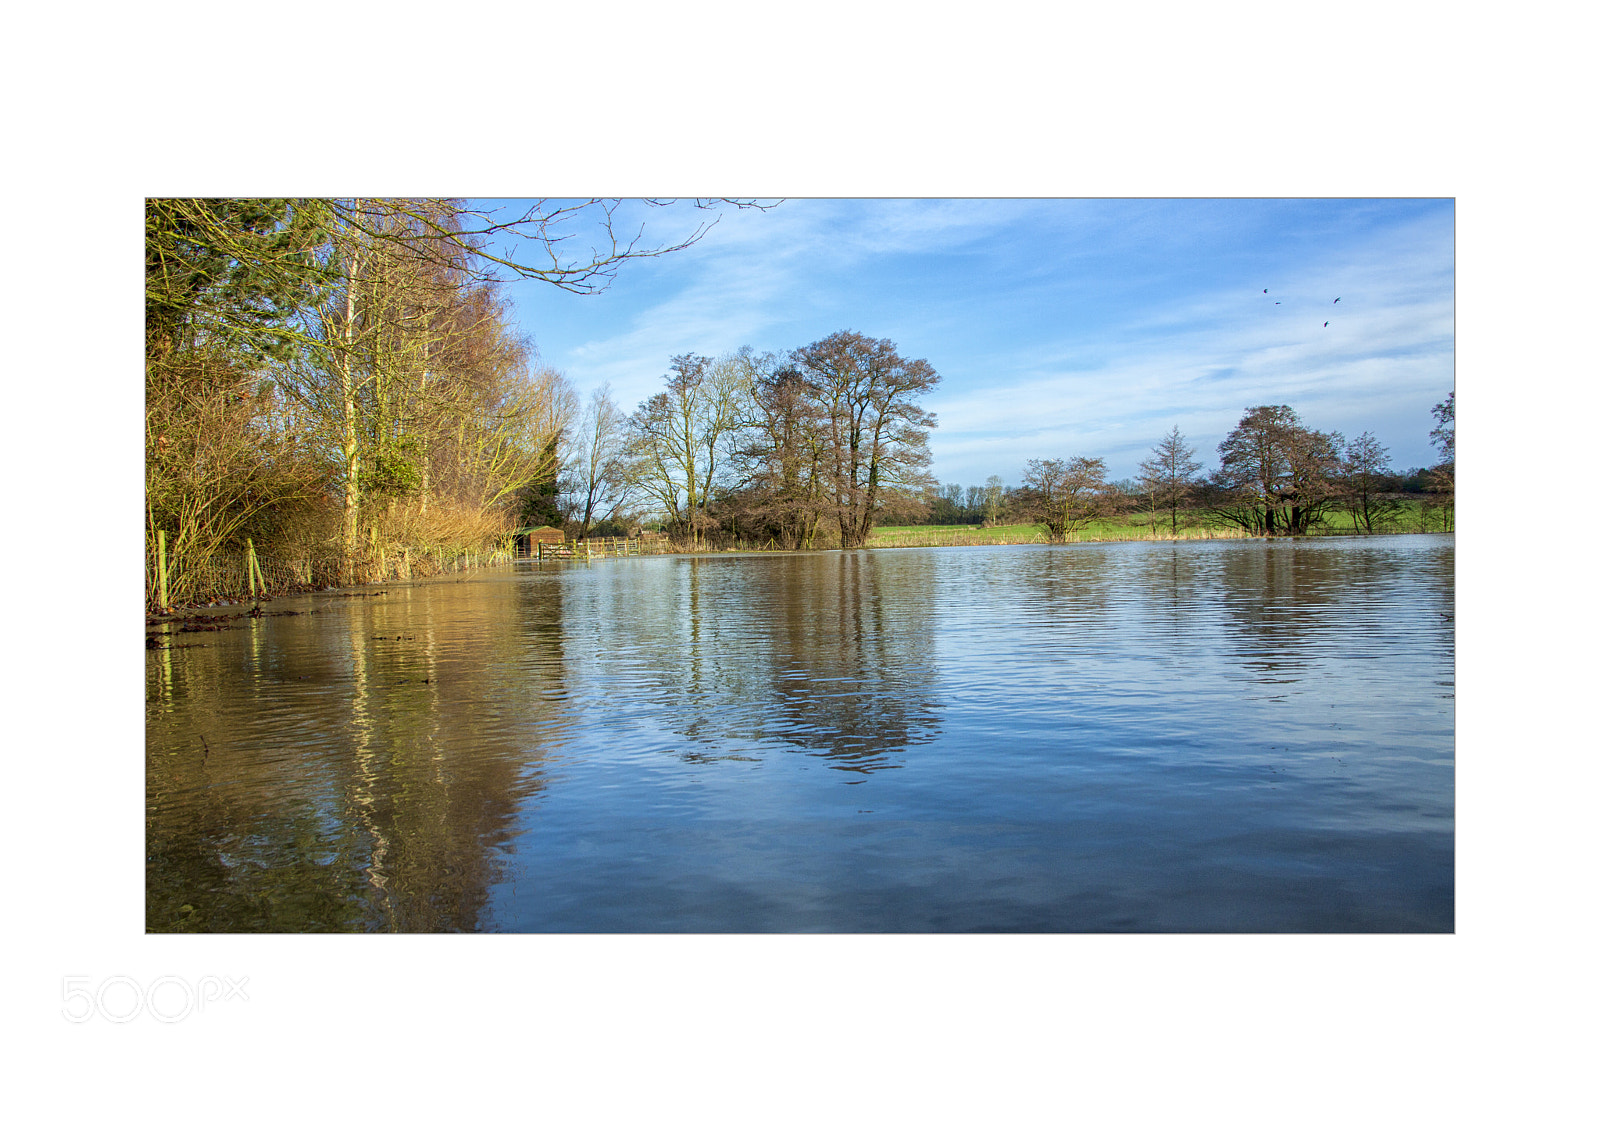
[
  {"xmin": 1334, "ymin": 297, "xmax": 1341, "ymax": 303},
  {"xmin": 1323, "ymin": 321, "xmax": 1329, "ymax": 328},
  {"xmin": 1263, "ymin": 289, "xmax": 1268, "ymax": 293},
  {"xmin": 1275, "ymin": 301, "xmax": 1281, "ymax": 305}
]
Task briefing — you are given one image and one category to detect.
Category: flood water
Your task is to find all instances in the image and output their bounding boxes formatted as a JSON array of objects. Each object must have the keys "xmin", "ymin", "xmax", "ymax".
[{"xmin": 146, "ymin": 536, "xmax": 1454, "ymax": 932}]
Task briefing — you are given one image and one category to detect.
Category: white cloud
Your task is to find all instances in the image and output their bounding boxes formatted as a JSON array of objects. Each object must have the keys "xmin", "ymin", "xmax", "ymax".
[
  {"xmin": 921, "ymin": 208, "xmax": 1454, "ymax": 481},
  {"xmin": 518, "ymin": 198, "xmax": 1453, "ymax": 482}
]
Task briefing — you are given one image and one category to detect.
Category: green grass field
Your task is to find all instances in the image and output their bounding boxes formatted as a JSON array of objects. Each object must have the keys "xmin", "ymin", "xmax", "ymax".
[
  {"xmin": 868, "ymin": 501, "xmax": 1452, "ymax": 548},
  {"xmin": 865, "ymin": 519, "xmax": 1235, "ymax": 547}
]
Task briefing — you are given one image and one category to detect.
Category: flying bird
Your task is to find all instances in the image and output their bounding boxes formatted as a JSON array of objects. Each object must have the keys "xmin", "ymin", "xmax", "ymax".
[
  {"xmin": 1323, "ymin": 321, "xmax": 1329, "ymax": 327},
  {"xmin": 1334, "ymin": 297, "xmax": 1340, "ymax": 303},
  {"xmin": 1275, "ymin": 302, "xmax": 1281, "ymax": 305},
  {"xmin": 1263, "ymin": 289, "xmax": 1268, "ymax": 293}
]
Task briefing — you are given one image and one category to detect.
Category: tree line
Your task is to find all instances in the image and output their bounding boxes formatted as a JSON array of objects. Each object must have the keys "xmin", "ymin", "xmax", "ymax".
[
  {"xmin": 555, "ymin": 335, "xmax": 1453, "ymax": 548},
  {"xmin": 145, "ymin": 196, "xmax": 766, "ymax": 606},
  {"xmin": 560, "ymin": 333, "xmax": 941, "ymax": 550},
  {"xmin": 917, "ymin": 398, "xmax": 1455, "ymax": 542}
]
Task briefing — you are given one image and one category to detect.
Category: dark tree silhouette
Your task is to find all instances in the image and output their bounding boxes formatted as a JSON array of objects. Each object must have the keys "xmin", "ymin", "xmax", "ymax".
[{"xmin": 1207, "ymin": 405, "xmax": 1341, "ymax": 536}]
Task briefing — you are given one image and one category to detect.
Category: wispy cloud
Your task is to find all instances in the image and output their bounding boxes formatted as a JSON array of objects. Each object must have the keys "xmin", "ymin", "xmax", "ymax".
[
  {"xmin": 505, "ymin": 198, "xmax": 1453, "ymax": 481},
  {"xmin": 922, "ymin": 208, "xmax": 1454, "ymax": 479}
]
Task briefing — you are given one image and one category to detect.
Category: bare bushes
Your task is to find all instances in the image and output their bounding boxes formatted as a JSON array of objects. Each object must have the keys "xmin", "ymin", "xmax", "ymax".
[
  {"xmin": 146, "ymin": 350, "xmax": 330, "ymax": 607},
  {"xmin": 151, "ymin": 478, "xmax": 521, "ymax": 607}
]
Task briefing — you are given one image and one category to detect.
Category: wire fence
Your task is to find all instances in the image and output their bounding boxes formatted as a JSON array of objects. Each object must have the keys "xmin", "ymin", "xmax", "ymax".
[{"xmin": 146, "ymin": 539, "xmax": 518, "ymax": 610}]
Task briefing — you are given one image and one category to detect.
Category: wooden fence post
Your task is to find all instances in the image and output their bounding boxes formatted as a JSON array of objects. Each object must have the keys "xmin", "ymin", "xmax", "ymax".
[
  {"xmin": 157, "ymin": 530, "xmax": 168, "ymax": 610},
  {"xmin": 251, "ymin": 540, "xmax": 264, "ymax": 595}
]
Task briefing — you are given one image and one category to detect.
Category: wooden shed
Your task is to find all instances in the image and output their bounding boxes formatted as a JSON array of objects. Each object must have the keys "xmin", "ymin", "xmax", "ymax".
[{"xmin": 514, "ymin": 526, "xmax": 567, "ymax": 557}]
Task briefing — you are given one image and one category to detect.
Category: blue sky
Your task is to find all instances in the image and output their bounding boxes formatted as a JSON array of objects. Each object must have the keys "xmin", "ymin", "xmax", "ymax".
[{"xmin": 488, "ymin": 198, "xmax": 1454, "ymax": 488}]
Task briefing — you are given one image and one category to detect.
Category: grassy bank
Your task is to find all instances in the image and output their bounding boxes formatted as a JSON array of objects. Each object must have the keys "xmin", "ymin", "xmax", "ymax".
[
  {"xmin": 867, "ymin": 500, "xmax": 1453, "ymax": 548},
  {"xmin": 865, "ymin": 521, "xmax": 1245, "ymax": 548}
]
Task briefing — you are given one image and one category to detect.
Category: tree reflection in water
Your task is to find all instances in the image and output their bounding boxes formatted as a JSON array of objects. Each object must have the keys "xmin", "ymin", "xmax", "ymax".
[
  {"xmin": 148, "ymin": 538, "xmax": 1452, "ymax": 933},
  {"xmin": 147, "ymin": 581, "xmax": 574, "ymax": 931},
  {"xmin": 557, "ymin": 552, "xmax": 942, "ymax": 778}
]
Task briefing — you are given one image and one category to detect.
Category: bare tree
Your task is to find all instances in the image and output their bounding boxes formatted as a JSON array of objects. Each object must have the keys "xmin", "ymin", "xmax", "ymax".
[
  {"xmin": 565, "ymin": 383, "xmax": 634, "ymax": 541},
  {"xmin": 1339, "ymin": 431, "xmax": 1404, "ymax": 534},
  {"xmin": 983, "ymin": 475, "xmax": 1006, "ymax": 526},
  {"xmin": 1427, "ymin": 391, "xmax": 1455, "ymax": 530},
  {"xmin": 1017, "ymin": 456, "xmax": 1112, "ymax": 542},
  {"xmin": 553, "ymin": 387, "xmax": 627, "ymax": 540},
  {"xmin": 1208, "ymin": 405, "xmax": 1340, "ymax": 536},
  {"xmin": 1137, "ymin": 425, "xmax": 1204, "ymax": 535},
  {"xmin": 321, "ymin": 198, "xmax": 778, "ymax": 295},
  {"xmin": 732, "ymin": 355, "xmax": 831, "ymax": 549},
  {"xmin": 627, "ymin": 352, "xmax": 753, "ymax": 547},
  {"xmin": 794, "ymin": 331, "xmax": 940, "ymax": 549},
  {"xmin": 1430, "ymin": 390, "xmax": 1455, "ymax": 465}
]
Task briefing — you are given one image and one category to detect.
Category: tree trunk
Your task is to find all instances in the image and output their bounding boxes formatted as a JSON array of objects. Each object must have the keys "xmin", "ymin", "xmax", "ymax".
[{"xmin": 339, "ymin": 276, "xmax": 361, "ymax": 585}]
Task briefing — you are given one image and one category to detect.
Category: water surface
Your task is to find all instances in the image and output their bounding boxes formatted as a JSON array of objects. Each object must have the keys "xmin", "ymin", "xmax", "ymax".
[{"xmin": 147, "ymin": 537, "xmax": 1454, "ymax": 932}]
